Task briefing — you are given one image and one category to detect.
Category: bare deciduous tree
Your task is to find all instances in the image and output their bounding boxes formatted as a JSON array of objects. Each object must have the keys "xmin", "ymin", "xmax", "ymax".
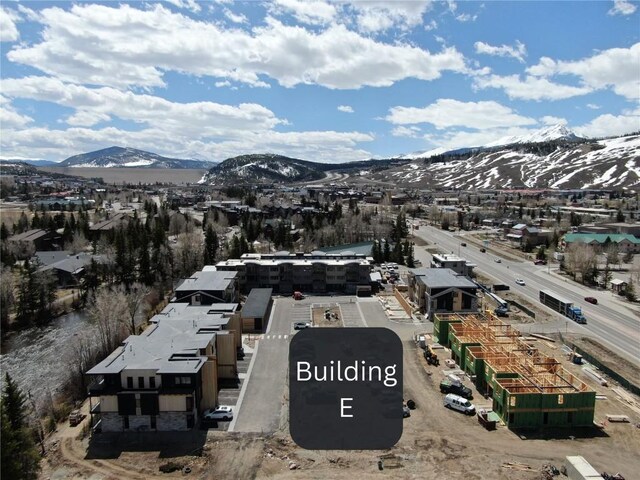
[
  {"xmin": 564, "ymin": 243, "xmax": 598, "ymax": 283},
  {"xmin": 117, "ymin": 283, "xmax": 149, "ymax": 334},
  {"xmin": 66, "ymin": 232, "xmax": 89, "ymax": 254},
  {"xmin": 173, "ymin": 231, "xmax": 204, "ymax": 279},
  {"xmin": 87, "ymin": 286, "xmax": 129, "ymax": 356}
]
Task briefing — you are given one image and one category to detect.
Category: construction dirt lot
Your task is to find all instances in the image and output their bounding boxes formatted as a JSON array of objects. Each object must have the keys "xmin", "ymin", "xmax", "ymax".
[{"xmin": 41, "ymin": 334, "xmax": 640, "ymax": 480}]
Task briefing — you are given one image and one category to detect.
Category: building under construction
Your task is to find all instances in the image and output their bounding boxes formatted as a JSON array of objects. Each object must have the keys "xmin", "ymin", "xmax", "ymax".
[{"xmin": 434, "ymin": 312, "xmax": 596, "ymax": 429}]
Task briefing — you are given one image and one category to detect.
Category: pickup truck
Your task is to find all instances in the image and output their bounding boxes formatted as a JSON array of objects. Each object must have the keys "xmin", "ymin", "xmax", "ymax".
[{"xmin": 440, "ymin": 378, "xmax": 473, "ymax": 400}]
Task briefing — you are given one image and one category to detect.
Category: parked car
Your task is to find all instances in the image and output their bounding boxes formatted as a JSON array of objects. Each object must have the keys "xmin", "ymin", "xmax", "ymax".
[
  {"xmin": 443, "ymin": 394, "xmax": 476, "ymax": 415},
  {"xmin": 460, "ymin": 242, "xmax": 467, "ymax": 247},
  {"xmin": 203, "ymin": 406, "xmax": 233, "ymax": 421},
  {"xmin": 494, "ymin": 258, "xmax": 502, "ymax": 263},
  {"xmin": 534, "ymin": 259, "xmax": 547, "ymax": 265},
  {"xmin": 479, "ymin": 248, "xmax": 486, "ymax": 253},
  {"xmin": 515, "ymin": 279, "xmax": 525, "ymax": 286},
  {"xmin": 584, "ymin": 297, "xmax": 598, "ymax": 305},
  {"xmin": 403, "ymin": 405, "xmax": 411, "ymax": 418},
  {"xmin": 293, "ymin": 322, "xmax": 311, "ymax": 330}
]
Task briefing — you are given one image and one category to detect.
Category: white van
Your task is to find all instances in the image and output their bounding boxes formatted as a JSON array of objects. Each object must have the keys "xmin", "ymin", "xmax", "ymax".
[{"xmin": 443, "ymin": 394, "xmax": 476, "ymax": 415}]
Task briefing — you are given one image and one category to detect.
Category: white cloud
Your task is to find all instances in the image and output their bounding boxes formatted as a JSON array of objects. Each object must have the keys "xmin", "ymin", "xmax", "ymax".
[
  {"xmin": 540, "ymin": 116, "xmax": 567, "ymax": 126},
  {"xmin": 0, "ymin": 97, "xmax": 33, "ymax": 128},
  {"xmin": 424, "ymin": 19, "xmax": 437, "ymax": 31},
  {"xmin": 473, "ymin": 74, "xmax": 593, "ymax": 101},
  {"xmin": 271, "ymin": 0, "xmax": 337, "ymax": 25},
  {"xmin": 348, "ymin": 1, "xmax": 433, "ymax": 33},
  {"xmin": 446, "ymin": 1, "xmax": 478, "ymax": 22},
  {"xmin": 65, "ymin": 110, "xmax": 111, "ymax": 127},
  {"xmin": 474, "ymin": 40, "xmax": 526, "ymax": 63},
  {"xmin": 586, "ymin": 103, "xmax": 601, "ymax": 110},
  {"xmin": 455, "ymin": 13, "xmax": 477, "ymax": 22},
  {"xmin": 214, "ymin": 80, "xmax": 232, "ymax": 88},
  {"xmin": 6, "ymin": 4, "xmax": 467, "ymax": 90},
  {"xmin": 526, "ymin": 43, "xmax": 640, "ymax": 101},
  {"xmin": 0, "ymin": 77, "xmax": 374, "ymax": 162},
  {"xmin": 0, "ymin": 7, "xmax": 20, "ymax": 42},
  {"xmin": 1, "ymin": 125, "xmax": 375, "ymax": 164},
  {"xmin": 164, "ymin": 0, "xmax": 201, "ymax": 13},
  {"xmin": 223, "ymin": 8, "xmax": 247, "ymax": 24},
  {"xmin": 337, "ymin": 105, "xmax": 354, "ymax": 113},
  {"xmin": 0, "ymin": 76, "xmax": 284, "ymax": 135},
  {"xmin": 608, "ymin": 0, "xmax": 637, "ymax": 16},
  {"xmin": 386, "ymin": 98, "xmax": 536, "ymax": 129},
  {"xmin": 574, "ymin": 108, "xmax": 640, "ymax": 138},
  {"xmin": 391, "ymin": 126, "xmax": 421, "ymax": 138}
]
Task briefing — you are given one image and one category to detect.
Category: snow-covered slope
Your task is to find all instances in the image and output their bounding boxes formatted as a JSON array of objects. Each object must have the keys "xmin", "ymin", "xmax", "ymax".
[
  {"xmin": 202, "ymin": 154, "xmax": 327, "ymax": 184},
  {"xmin": 376, "ymin": 134, "xmax": 639, "ymax": 190},
  {"xmin": 60, "ymin": 147, "xmax": 212, "ymax": 169},
  {"xmin": 485, "ymin": 124, "xmax": 585, "ymax": 148}
]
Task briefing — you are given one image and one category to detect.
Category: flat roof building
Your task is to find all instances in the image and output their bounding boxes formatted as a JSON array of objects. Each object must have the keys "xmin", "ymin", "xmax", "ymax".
[
  {"xmin": 241, "ymin": 288, "xmax": 273, "ymax": 332},
  {"xmin": 173, "ymin": 270, "xmax": 239, "ymax": 305},
  {"xmin": 214, "ymin": 251, "xmax": 372, "ymax": 294}
]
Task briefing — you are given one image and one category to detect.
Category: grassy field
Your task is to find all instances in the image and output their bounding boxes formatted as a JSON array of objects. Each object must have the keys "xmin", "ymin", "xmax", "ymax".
[{"xmin": 41, "ymin": 167, "xmax": 209, "ymax": 185}]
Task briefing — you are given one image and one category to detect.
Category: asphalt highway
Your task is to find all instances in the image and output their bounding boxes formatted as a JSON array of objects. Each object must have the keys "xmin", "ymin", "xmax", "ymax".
[{"xmin": 413, "ymin": 225, "xmax": 640, "ymax": 365}]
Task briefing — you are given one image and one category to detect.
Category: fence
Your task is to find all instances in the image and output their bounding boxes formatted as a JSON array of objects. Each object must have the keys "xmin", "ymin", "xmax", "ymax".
[{"xmin": 559, "ymin": 332, "xmax": 640, "ymax": 396}]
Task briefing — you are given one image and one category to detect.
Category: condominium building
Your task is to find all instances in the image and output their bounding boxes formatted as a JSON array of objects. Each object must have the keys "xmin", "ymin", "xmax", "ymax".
[
  {"xmin": 213, "ymin": 251, "xmax": 373, "ymax": 294},
  {"xmin": 87, "ymin": 310, "xmax": 240, "ymax": 432}
]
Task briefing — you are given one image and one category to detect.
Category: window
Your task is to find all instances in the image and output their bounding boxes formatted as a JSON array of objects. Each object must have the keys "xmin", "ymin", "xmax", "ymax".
[
  {"xmin": 186, "ymin": 396, "xmax": 194, "ymax": 412},
  {"xmin": 138, "ymin": 377, "xmax": 144, "ymax": 389},
  {"xmin": 509, "ymin": 396, "xmax": 516, "ymax": 407},
  {"xmin": 150, "ymin": 415, "xmax": 156, "ymax": 430},
  {"xmin": 126, "ymin": 377, "xmax": 133, "ymax": 388},
  {"xmin": 149, "ymin": 377, "xmax": 156, "ymax": 389},
  {"xmin": 175, "ymin": 376, "xmax": 192, "ymax": 385},
  {"xmin": 558, "ymin": 394, "xmax": 564, "ymax": 405},
  {"xmin": 123, "ymin": 416, "xmax": 129, "ymax": 430}
]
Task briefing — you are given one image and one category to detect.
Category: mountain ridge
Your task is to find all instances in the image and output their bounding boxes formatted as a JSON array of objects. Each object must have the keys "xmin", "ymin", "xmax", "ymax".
[{"xmin": 60, "ymin": 146, "xmax": 213, "ymax": 169}]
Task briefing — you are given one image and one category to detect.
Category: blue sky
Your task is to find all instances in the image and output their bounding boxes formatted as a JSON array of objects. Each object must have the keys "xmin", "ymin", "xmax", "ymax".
[{"xmin": 0, "ymin": 0, "xmax": 638, "ymax": 163}]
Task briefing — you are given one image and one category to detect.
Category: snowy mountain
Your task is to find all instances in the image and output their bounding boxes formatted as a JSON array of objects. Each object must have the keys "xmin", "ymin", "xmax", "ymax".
[
  {"xmin": 375, "ymin": 133, "xmax": 640, "ymax": 190},
  {"xmin": 484, "ymin": 124, "xmax": 585, "ymax": 148},
  {"xmin": 397, "ymin": 147, "xmax": 448, "ymax": 160},
  {"xmin": 59, "ymin": 147, "xmax": 213, "ymax": 169},
  {"xmin": 0, "ymin": 161, "xmax": 39, "ymax": 176},
  {"xmin": 201, "ymin": 154, "xmax": 327, "ymax": 184},
  {"xmin": 395, "ymin": 124, "xmax": 586, "ymax": 160}
]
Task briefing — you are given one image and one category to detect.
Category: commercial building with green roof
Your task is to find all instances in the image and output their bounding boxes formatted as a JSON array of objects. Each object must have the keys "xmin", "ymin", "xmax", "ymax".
[{"xmin": 562, "ymin": 233, "xmax": 640, "ymax": 253}]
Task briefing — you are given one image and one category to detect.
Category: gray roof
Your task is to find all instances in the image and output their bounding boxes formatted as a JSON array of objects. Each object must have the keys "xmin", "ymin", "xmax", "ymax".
[
  {"xmin": 241, "ymin": 288, "xmax": 273, "ymax": 319},
  {"xmin": 411, "ymin": 268, "xmax": 477, "ymax": 289},
  {"xmin": 34, "ymin": 250, "xmax": 72, "ymax": 266},
  {"xmin": 8, "ymin": 229, "xmax": 50, "ymax": 242},
  {"xmin": 175, "ymin": 270, "xmax": 238, "ymax": 292},
  {"xmin": 39, "ymin": 253, "xmax": 105, "ymax": 274},
  {"xmin": 87, "ymin": 318, "xmax": 222, "ymax": 376}
]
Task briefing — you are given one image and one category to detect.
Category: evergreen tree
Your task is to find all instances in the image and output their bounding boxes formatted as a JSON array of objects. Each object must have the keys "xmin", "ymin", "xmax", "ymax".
[
  {"xmin": 0, "ymin": 222, "xmax": 9, "ymax": 241},
  {"xmin": 138, "ymin": 231, "xmax": 153, "ymax": 286},
  {"xmin": 406, "ymin": 242, "xmax": 415, "ymax": 268},
  {"xmin": 383, "ymin": 240, "xmax": 391, "ymax": 262},
  {"xmin": 625, "ymin": 279, "xmax": 636, "ymax": 302},
  {"xmin": 203, "ymin": 225, "xmax": 219, "ymax": 265},
  {"xmin": 1, "ymin": 374, "xmax": 41, "ymax": 480}
]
